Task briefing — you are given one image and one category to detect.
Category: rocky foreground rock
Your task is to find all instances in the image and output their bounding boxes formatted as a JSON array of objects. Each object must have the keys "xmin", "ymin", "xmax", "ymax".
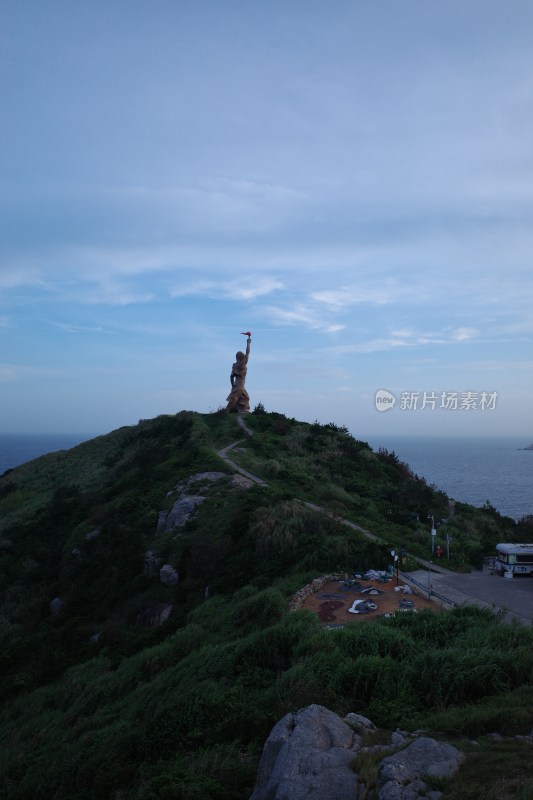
[{"xmin": 249, "ymin": 705, "xmax": 464, "ymax": 800}]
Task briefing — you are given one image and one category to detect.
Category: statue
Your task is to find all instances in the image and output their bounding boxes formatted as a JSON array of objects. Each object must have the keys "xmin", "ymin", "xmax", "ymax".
[{"xmin": 226, "ymin": 332, "xmax": 252, "ymax": 412}]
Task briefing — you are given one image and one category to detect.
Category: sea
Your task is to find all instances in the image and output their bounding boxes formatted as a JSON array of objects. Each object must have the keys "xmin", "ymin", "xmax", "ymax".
[
  {"xmin": 366, "ymin": 435, "xmax": 533, "ymax": 522},
  {"xmin": 0, "ymin": 433, "xmax": 532, "ymax": 522},
  {"xmin": 0, "ymin": 434, "xmax": 95, "ymax": 476}
]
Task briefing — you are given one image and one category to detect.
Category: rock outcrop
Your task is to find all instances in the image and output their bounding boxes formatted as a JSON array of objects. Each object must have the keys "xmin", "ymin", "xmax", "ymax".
[
  {"xmin": 155, "ymin": 470, "xmax": 255, "ymax": 534},
  {"xmin": 159, "ymin": 564, "xmax": 178, "ymax": 586},
  {"xmin": 249, "ymin": 704, "xmax": 360, "ymax": 800},
  {"xmin": 344, "ymin": 712, "xmax": 376, "ymax": 733},
  {"xmin": 378, "ymin": 737, "xmax": 464, "ymax": 799},
  {"xmin": 157, "ymin": 472, "xmax": 229, "ymax": 532},
  {"xmin": 158, "ymin": 495, "xmax": 206, "ymax": 531},
  {"xmin": 380, "ymin": 736, "xmax": 464, "ymax": 782},
  {"xmin": 49, "ymin": 597, "xmax": 64, "ymax": 616},
  {"xmin": 136, "ymin": 602, "xmax": 173, "ymax": 627},
  {"xmin": 250, "ymin": 707, "xmax": 466, "ymax": 800}
]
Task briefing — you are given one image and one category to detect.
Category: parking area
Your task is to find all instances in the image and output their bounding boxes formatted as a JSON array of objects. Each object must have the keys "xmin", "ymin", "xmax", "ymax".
[{"xmin": 404, "ymin": 565, "xmax": 533, "ymax": 625}]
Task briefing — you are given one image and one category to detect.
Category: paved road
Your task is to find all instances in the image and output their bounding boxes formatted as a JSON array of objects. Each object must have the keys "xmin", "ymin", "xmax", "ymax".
[{"xmin": 404, "ymin": 566, "xmax": 533, "ymax": 625}]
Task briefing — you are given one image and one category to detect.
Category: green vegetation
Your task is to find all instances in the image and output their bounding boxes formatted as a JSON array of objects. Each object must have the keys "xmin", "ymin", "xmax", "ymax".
[
  {"xmin": 0, "ymin": 410, "xmax": 531, "ymax": 799},
  {"xmin": 440, "ymin": 737, "xmax": 533, "ymax": 800}
]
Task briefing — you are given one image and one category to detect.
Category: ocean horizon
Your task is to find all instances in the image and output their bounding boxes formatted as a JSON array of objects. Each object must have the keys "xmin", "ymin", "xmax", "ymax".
[
  {"xmin": 366, "ymin": 434, "xmax": 533, "ymax": 522},
  {"xmin": 1, "ymin": 431, "xmax": 532, "ymax": 522},
  {"xmin": 0, "ymin": 433, "xmax": 96, "ymax": 476}
]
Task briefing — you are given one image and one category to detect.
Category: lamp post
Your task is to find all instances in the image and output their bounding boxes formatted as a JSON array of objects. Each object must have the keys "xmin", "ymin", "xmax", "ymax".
[
  {"xmin": 428, "ymin": 514, "xmax": 436, "ymax": 556},
  {"xmin": 391, "ymin": 549, "xmax": 399, "ymax": 585}
]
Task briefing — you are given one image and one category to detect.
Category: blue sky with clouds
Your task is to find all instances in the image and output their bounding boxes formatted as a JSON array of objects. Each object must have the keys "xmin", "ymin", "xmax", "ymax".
[{"xmin": 2, "ymin": 0, "xmax": 532, "ymax": 437}]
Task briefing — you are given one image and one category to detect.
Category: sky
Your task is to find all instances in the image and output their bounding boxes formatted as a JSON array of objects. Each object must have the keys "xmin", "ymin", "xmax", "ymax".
[{"xmin": 1, "ymin": 0, "xmax": 533, "ymax": 438}]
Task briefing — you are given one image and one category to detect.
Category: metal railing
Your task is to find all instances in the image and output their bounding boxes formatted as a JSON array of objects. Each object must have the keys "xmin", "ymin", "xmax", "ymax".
[{"xmin": 399, "ymin": 571, "xmax": 458, "ymax": 608}]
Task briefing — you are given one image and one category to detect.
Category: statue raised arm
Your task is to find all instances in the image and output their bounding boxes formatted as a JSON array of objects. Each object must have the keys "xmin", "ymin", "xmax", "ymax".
[{"xmin": 226, "ymin": 335, "xmax": 252, "ymax": 412}]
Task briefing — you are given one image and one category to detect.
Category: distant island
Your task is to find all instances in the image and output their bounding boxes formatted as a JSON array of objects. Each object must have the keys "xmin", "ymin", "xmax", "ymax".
[{"xmin": 518, "ymin": 443, "xmax": 533, "ymax": 450}]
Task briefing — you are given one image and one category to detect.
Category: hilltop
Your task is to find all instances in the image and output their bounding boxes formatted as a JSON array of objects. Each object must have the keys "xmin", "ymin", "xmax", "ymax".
[{"xmin": 0, "ymin": 409, "xmax": 532, "ymax": 799}]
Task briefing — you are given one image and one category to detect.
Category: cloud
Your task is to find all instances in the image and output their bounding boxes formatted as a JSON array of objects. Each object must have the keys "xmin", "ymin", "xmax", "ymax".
[
  {"xmin": 452, "ymin": 327, "xmax": 478, "ymax": 342},
  {"xmin": 73, "ymin": 280, "xmax": 155, "ymax": 306},
  {"xmin": 394, "ymin": 327, "xmax": 479, "ymax": 346},
  {"xmin": 0, "ymin": 266, "xmax": 46, "ymax": 291},
  {"xmin": 311, "ymin": 285, "xmax": 402, "ymax": 309},
  {"xmin": 55, "ymin": 323, "xmax": 109, "ymax": 334},
  {"xmin": 262, "ymin": 302, "xmax": 346, "ymax": 333},
  {"xmin": 263, "ymin": 303, "xmax": 319, "ymax": 328},
  {"xmin": 230, "ymin": 279, "xmax": 285, "ymax": 301},
  {"xmin": 321, "ymin": 325, "xmax": 481, "ymax": 355},
  {"xmin": 80, "ymin": 179, "xmax": 310, "ymax": 241},
  {"xmin": 171, "ymin": 276, "xmax": 284, "ymax": 301},
  {"xmin": 494, "ymin": 320, "xmax": 533, "ymax": 336},
  {"xmin": 2, "ymin": 225, "xmax": 531, "ymax": 333},
  {"xmin": 456, "ymin": 360, "xmax": 533, "ymax": 372}
]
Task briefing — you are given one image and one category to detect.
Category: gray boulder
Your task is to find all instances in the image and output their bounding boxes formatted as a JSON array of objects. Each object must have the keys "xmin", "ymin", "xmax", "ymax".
[
  {"xmin": 187, "ymin": 471, "xmax": 226, "ymax": 486},
  {"xmin": 136, "ymin": 602, "xmax": 173, "ymax": 627},
  {"xmin": 157, "ymin": 510, "xmax": 169, "ymax": 530},
  {"xmin": 344, "ymin": 712, "xmax": 376, "ymax": 733},
  {"xmin": 156, "ymin": 472, "xmax": 229, "ymax": 533},
  {"xmin": 159, "ymin": 495, "xmax": 206, "ymax": 531},
  {"xmin": 378, "ymin": 737, "xmax": 464, "ymax": 800},
  {"xmin": 378, "ymin": 783, "xmax": 422, "ymax": 800},
  {"xmin": 249, "ymin": 704, "xmax": 361, "ymax": 800},
  {"xmin": 159, "ymin": 564, "xmax": 179, "ymax": 586},
  {"xmin": 379, "ymin": 784, "xmax": 444, "ymax": 800},
  {"xmin": 391, "ymin": 728, "xmax": 411, "ymax": 747},
  {"xmin": 49, "ymin": 597, "xmax": 64, "ymax": 616}
]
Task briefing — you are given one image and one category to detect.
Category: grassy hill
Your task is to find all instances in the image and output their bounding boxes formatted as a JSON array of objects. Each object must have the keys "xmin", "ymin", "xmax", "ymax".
[{"xmin": 0, "ymin": 410, "xmax": 532, "ymax": 799}]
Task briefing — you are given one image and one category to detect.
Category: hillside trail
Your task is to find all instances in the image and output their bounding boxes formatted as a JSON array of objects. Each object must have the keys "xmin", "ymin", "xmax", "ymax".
[
  {"xmin": 216, "ymin": 416, "xmax": 455, "ymax": 566},
  {"xmin": 218, "ymin": 417, "xmax": 455, "ymax": 562},
  {"xmin": 217, "ymin": 416, "xmax": 267, "ymax": 486},
  {"xmin": 217, "ymin": 416, "xmax": 375, "ymax": 534},
  {"xmin": 216, "ymin": 417, "xmax": 533, "ymax": 623}
]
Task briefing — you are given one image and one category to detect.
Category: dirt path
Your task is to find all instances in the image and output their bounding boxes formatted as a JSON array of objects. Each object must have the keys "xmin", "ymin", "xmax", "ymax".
[
  {"xmin": 217, "ymin": 439, "xmax": 267, "ymax": 486},
  {"xmin": 299, "ymin": 500, "xmax": 380, "ymax": 541}
]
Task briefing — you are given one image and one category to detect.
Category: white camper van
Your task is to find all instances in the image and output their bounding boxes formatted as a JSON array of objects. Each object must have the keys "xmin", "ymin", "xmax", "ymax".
[{"xmin": 493, "ymin": 543, "xmax": 533, "ymax": 576}]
